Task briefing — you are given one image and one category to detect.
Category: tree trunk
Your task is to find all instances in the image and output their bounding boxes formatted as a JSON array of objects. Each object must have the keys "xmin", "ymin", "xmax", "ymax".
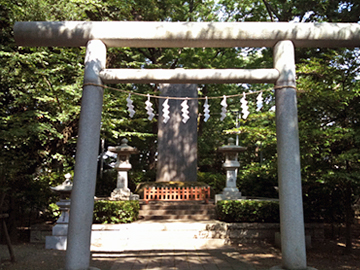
[
  {"xmin": 8, "ymin": 195, "xmax": 18, "ymax": 242},
  {"xmin": 344, "ymin": 181, "xmax": 353, "ymax": 254}
]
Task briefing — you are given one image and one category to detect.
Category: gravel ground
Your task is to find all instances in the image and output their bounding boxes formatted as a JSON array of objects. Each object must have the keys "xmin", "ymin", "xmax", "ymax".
[
  {"xmin": 0, "ymin": 243, "xmax": 116, "ymax": 270},
  {"xmin": 1, "ymin": 237, "xmax": 359, "ymax": 270},
  {"xmin": 1, "ymin": 223, "xmax": 359, "ymax": 270}
]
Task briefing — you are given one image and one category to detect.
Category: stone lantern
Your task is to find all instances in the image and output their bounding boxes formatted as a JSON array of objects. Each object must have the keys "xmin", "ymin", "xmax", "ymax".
[
  {"xmin": 46, "ymin": 173, "xmax": 73, "ymax": 250},
  {"xmin": 215, "ymin": 138, "xmax": 246, "ymax": 203},
  {"xmin": 108, "ymin": 138, "xmax": 139, "ymax": 200}
]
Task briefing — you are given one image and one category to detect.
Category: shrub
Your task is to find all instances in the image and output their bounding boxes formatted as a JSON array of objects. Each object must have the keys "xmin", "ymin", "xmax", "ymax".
[
  {"xmin": 93, "ymin": 200, "xmax": 139, "ymax": 224},
  {"xmin": 237, "ymin": 164, "xmax": 278, "ymax": 198},
  {"xmin": 42, "ymin": 202, "xmax": 61, "ymax": 223},
  {"xmin": 197, "ymin": 172, "xmax": 226, "ymax": 196},
  {"xmin": 216, "ymin": 200, "xmax": 280, "ymax": 223},
  {"xmin": 95, "ymin": 169, "xmax": 117, "ymax": 197}
]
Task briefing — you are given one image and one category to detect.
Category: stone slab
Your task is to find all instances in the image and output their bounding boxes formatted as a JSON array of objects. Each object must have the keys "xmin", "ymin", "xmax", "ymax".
[
  {"xmin": 215, "ymin": 193, "xmax": 242, "ymax": 204},
  {"xmin": 15, "ymin": 21, "xmax": 360, "ymax": 48},
  {"xmin": 52, "ymin": 224, "xmax": 68, "ymax": 236},
  {"xmin": 45, "ymin": 235, "xmax": 67, "ymax": 250},
  {"xmin": 157, "ymin": 83, "xmax": 198, "ymax": 182}
]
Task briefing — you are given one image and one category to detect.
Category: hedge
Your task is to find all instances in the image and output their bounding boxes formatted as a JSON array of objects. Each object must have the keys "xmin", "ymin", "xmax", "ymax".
[
  {"xmin": 217, "ymin": 200, "xmax": 280, "ymax": 223},
  {"xmin": 93, "ymin": 200, "xmax": 140, "ymax": 224}
]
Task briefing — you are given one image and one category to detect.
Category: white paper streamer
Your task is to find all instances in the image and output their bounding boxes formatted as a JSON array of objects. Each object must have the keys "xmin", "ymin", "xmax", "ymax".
[
  {"xmin": 203, "ymin": 96, "xmax": 210, "ymax": 122},
  {"xmin": 220, "ymin": 95, "xmax": 227, "ymax": 121},
  {"xmin": 181, "ymin": 99, "xmax": 190, "ymax": 123},
  {"xmin": 162, "ymin": 98, "xmax": 170, "ymax": 123},
  {"xmin": 126, "ymin": 94, "xmax": 135, "ymax": 118},
  {"xmin": 256, "ymin": 92, "xmax": 263, "ymax": 112},
  {"xmin": 240, "ymin": 92, "xmax": 249, "ymax": 119},
  {"xmin": 145, "ymin": 94, "xmax": 155, "ymax": 121}
]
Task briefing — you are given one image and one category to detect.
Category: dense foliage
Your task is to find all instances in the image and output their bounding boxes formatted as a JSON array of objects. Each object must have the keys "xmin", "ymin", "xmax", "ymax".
[
  {"xmin": 217, "ymin": 200, "xmax": 280, "ymax": 223},
  {"xmin": 93, "ymin": 200, "xmax": 140, "ymax": 224}
]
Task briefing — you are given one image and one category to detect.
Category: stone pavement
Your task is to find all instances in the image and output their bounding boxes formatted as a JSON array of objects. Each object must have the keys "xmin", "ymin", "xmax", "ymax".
[
  {"xmin": 89, "ymin": 219, "xmax": 261, "ymax": 269},
  {"xmin": 93, "ymin": 248, "xmax": 256, "ymax": 270}
]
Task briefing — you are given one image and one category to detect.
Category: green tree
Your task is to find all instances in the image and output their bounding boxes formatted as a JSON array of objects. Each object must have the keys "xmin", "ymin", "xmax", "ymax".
[
  {"xmin": 0, "ymin": 0, "xmax": 85, "ymax": 234},
  {"xmin": 297, "ymin": 49, "xmax": 360, "ymax": 253}
]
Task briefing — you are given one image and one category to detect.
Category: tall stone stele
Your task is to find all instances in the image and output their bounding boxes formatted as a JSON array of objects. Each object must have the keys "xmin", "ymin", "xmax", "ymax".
[
  {"xmin": 215, "ymin": 138, "xmax": 246, "ymax": 203},
  {"xmin": 157, "ymin": 83, "xmax": 198, "ymax": 182},
  {"xmin": 108, "ymin": 139, "xmax": 139, "ymax": 200}
]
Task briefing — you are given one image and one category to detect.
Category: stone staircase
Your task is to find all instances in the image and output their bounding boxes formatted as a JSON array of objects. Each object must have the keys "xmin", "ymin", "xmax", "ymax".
[{"xmin": 138, "ymin": 200, "xmax": 217, "ymax": 221}]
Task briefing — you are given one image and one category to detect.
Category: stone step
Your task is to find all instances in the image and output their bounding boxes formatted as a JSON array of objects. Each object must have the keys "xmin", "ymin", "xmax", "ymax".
[
  {"xmin": 47, "ymin": 222, "xmax": 226, "ymax": 251},
  {"xmin": 139, "ymin": 201, "xmax": 217, "ymax": 221},
  {"xmin": 140, "ymin": 204, "xmax": 216, "ymax": 210},
  {"xmin": 140, "ymin": 214, "xmax": 216, "ymax": 221},
  {"xmin": 90, "ymin": 222, "xmax": 229, "ymax": 251},
  {"xmin": 92, "ymin": 230, "xmax": 220, "ymax": 240},
  {"xmin": 91, "ymin": 237, "xmax": 227, "ymax": 252},
  {"xmin": 139, "ymin": 209, "xmax": 216, "ymax": 215},
  {"xmin": 48, "ymin": 235, "xmax": 227, "ymax": 251},
  {"xmin": 92, "ymin": 222, "xmax": 224, "ymax": 232}
]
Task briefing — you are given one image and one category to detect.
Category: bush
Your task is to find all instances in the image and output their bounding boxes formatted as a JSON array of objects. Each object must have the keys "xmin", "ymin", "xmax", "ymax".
[
  {"xmin": 216, "ymin": 200, "xmax": 280, "ymax": 223},
  {"xmin": 93, "ymin": 200, "xmax": 140, "ymax": 224},
  {"xmin": 237, "ymin": 164, "xmax": 278, "ymax": 198},
  {"xmin": 43, "ymin": 202, "xmax": 61, "ymax": 223},
  {"xmin": 95, "ymin": 169, "xmax": 117, "ymax": 197},
  {"xmin": 197, "ymin": 172, "xmax": 226, "ymax": 196}
]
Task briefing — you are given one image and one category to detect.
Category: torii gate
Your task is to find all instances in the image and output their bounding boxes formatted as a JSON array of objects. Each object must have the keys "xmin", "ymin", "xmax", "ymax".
[{"xmin": 14, "ymin": 21, "xmax": 360, "ymax": 270}]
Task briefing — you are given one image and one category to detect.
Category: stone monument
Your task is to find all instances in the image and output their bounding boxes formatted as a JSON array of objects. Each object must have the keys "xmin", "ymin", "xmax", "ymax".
[
  {"xmin": 157, "ymin": 83, "xmax": 198, "ymax": 182},
  {"xmin": 45, "ymin": 173, "xmax": 73, "ymax": 250},
  {"xmin": 108, "ymin": 138, "xmax": 139, "ymax": 200},
  {"xmin": 215, "ymin": 138, "xmax": 246, "ymax": 203}
]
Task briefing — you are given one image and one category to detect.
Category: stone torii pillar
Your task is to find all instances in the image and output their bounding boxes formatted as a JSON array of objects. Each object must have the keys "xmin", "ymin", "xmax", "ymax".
[
  {"xmin": 273, "ymin": 40, "xmax": 308, "ymax": 270},
  {"xmin": 65, "ymin": 40, "xmax": 106, "ymax": 270}
]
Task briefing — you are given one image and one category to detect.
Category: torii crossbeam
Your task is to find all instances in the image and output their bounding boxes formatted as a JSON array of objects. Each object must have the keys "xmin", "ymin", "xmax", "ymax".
[{"xmin": 14, "ymin": 21, "xmax": 360, "ymax": 270}]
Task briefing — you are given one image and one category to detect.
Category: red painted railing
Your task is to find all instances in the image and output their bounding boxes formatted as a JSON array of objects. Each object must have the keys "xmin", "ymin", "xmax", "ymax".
[{"xmin": 144, "ymin": 186, "xmax": 210, "ymax": 203}]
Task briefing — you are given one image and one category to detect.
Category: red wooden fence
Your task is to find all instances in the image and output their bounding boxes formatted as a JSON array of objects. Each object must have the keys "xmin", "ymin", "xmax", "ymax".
[{"xmin": 144, "ymin": 186, "xmax": 211, "ymax": 203}]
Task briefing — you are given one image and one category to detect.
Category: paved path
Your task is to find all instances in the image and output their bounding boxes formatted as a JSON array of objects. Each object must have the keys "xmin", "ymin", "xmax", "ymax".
[
  {"xmin": 90, "ymin": 219, "xmax": 259, "ymax": 269},
  {"xmin": 93, "ymin": 248, "xmax": 256, "ymax": 270}
]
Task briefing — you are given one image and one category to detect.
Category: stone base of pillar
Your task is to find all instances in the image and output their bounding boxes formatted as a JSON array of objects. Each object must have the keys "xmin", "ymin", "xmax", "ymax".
[
  {"xmin": 44, "ymin": 198, "xmax": 71, "ymax": 251},
  {"xmin": 45, "ymin": 235, "xmax": 67, "ymax": 250},
  {"xmin": 111, "ymin": 188, "xmax": 139, "ymax": 201},
  {"xmin": 222, "ymin": 187, "xmax": 241, "ymax": 193},
  {"xmin": 52, "ymin": 223, "xmax": 68, "ymax": 236},
  {"xmin": 215, "ymin": 191, "xmax": 242, "ymax": 204},
  {"xmin": 130, "ymin": 194, "xmax": 140, "ymax": 200}
]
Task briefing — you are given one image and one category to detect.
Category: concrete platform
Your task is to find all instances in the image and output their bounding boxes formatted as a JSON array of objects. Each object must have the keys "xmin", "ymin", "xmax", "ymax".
[
  {"xmin": 92, "ymin": 248, "xmax": 257, "ymax": 270},
  {"xmin": 44, "ymin": 220, "xmax": 324, "ymax": 252},
  {"xmin": 90, "ymin": 220, "xmax": 228, "ymax": 252}
]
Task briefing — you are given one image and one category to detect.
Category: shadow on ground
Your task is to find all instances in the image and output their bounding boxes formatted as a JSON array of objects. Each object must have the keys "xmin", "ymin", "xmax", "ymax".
[
  {"xmin": 93, "ymin": 249, "xmax": 255, "ymax": 270},
  {"xmin": 1, "ymin": 237, "xmax": 360, "ymax": 270}
]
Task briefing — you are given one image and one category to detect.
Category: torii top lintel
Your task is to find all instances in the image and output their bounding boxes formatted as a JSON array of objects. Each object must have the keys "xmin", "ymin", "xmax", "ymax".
[{"xmin": 14, "ymin": 21, "xmax": 360, "ymax": 48}]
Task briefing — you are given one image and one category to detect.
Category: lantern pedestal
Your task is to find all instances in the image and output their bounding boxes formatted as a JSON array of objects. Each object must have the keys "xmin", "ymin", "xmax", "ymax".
[
  {"xmin": 215, "ymin": 138, "xmax": 246, "ymax": 204},
  {"xmin": 108, "ymin": 139, "xmax": 139, "ymax": 201},
  {"xmin": 46, "ymin": 173, "xmax": 73, "ymax": 250}
]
